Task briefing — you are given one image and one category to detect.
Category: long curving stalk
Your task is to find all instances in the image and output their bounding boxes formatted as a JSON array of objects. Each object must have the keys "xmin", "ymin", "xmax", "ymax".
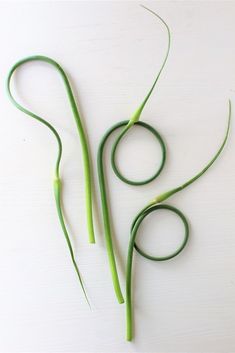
[
  {"xmin": 7, "ymin": 56, "xmax": 95, "ymax": 244},
  {"xmin": 111, "ymin": 6, "xmax": 171, "ymax": 183},
  {"xmin": 98, "ymin": 121, "xmax": 166, "ymax": 304},
  {"xmin": 97, "ymin": 6, "xmax": 171, "ymax": 304},
  {"xmin": 6, "ymin": 55, "xmax": 94, "ymax": 304},
  {"xmin": 126, "ymin": 101, "xmax": 231, "ymax": 340}
]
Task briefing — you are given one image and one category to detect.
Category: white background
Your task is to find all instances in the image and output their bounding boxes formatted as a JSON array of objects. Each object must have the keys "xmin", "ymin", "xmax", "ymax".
[{"xmin": 0, "ymin": 1, "xmax": 235, "ymax": 352}]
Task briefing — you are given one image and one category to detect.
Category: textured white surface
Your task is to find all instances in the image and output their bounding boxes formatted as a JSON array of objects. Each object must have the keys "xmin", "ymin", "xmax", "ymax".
[{"xmin": 0, "ymin": 1, "xmax": 235, "ymax": 352}]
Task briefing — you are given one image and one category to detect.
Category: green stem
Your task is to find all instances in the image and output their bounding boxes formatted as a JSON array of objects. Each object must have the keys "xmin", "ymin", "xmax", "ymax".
[
  {"xmin": 97, "ymin": 5, "xmax": 170, "ymax": 304},
  {"xmin": 153, "ymin": 100, "xmax": 232, "ymax": 204},
  {"xmin": 98, "ymin": 121, "xmax": 166, "ymax": 304},
  {"xmin": 54, "ymin": 178, "xmax": 90, "ymax": 306},
  {"xmin": 126, "ymin": 100, "xmax": 231, "ymax": 341},
  {"xmin": 97, "ymin": 122, "xmax": 127, "ymax": 304},
  {"xmin": 6, "ymin": 55, "xmax": 95, "ymax": 244},
  {"xmin": 126, "ymin": 204, "xmax": 189, "ymax": 341},
  {"xmin": 111, "ymin": 5, "xmax": 171, "ymax": 188},
  {"xmin": 6, "ymin": 55, "xmax": 91, "ymax": 302},
  {"xmin": 127, "ymin": 5, "xmax": 171, "ymax": 127}
]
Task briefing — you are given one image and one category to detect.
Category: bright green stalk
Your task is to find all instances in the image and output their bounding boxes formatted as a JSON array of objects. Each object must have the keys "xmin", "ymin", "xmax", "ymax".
[
  {"xmin": 7, "ymin": 55, "xmax": 95, "ymax": 244},
  {"xmin": 97, "ymin": 6, "xmax": 170, "ymax": 304},
  {"xmin": 97, "ymin": 123, "xmax": 125, "ymax": 304},
  {"xmin": 6, "ymin": 55, "xmax": 93, "ymax": 303},
  {"xmin": 126, "ymin": 100, "xmax": 231, "ymax": 341}
]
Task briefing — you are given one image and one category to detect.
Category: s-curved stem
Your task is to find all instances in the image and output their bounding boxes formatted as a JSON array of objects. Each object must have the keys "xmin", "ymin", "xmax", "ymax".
[
  {"xmin": 7, "ymin": 55, "xmax": 95, "ymax": 244},
  {"xmin": 6, "ymin": 56, "xmax": 92, "ymax": 304}
]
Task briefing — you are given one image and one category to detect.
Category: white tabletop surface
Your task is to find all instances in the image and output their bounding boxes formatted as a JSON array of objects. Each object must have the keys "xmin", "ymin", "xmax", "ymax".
[{"xmin": 0, "ymin": 1, "xmax": 234, "ymax": 352}]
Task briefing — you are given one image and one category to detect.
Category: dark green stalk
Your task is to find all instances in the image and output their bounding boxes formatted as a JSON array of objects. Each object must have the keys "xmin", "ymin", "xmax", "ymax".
[
  {"xmin": 97, "ymin": 121, "xmax": 166, "ymax": 304},
  {"xmin": 126, "ymin": 101, "xmax": 231, "ymax": 340}
]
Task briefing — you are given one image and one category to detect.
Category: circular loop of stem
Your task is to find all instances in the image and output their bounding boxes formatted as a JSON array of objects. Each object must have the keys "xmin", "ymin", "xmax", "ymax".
[
  {"xmin": 111, "ymin": 121, "xmax": 166, "ymax": 185},
  {"xmin": 97, "ymin": 119, "xmax": 166, "ymax": 303},
  {"xmin": 133, "ymin": 204, "xmax": 189, "ymax": 261}
]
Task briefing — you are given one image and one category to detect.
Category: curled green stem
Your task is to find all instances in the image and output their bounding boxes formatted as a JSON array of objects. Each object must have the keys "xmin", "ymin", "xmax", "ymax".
[
  {"xmin": 126, "ymin": 100, "xmax": 231, "ymax": 340},
  {"xmin": 97, "ymin": 5, "xmax": 170, "ymax": 304},
  {"xmin": 111, "ymin": 6, "xmax": 171, "ymax": 181},
  {"xmin": 97, "ymin": 121, "xmax": 166, "ymax": 304}
]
